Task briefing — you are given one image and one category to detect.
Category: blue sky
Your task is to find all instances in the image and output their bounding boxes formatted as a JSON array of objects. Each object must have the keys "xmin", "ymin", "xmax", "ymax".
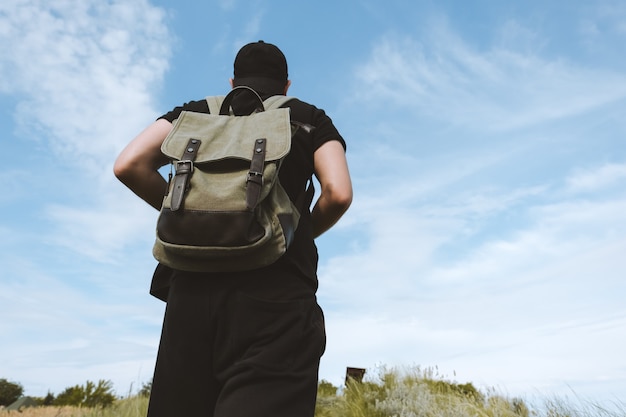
[{"xmin": 1, "ymin": 0, "xmax": 625, "ymax": 408}]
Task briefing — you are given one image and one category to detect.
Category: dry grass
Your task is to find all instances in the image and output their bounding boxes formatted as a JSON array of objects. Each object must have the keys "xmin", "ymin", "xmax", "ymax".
[
  {"xmin": 0, "ymin": 406, "xmax": 87, "ymax": 417},
  {"xmin": 0, "ymin": 396, "xmax": 148, "ymax": 417}
]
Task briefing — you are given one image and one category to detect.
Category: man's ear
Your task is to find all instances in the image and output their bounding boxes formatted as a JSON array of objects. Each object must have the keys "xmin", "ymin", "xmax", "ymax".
[
  {"xmin": 284, "ymin": 80, "xmax": 291, "ymax": 95},
  {"xmin": 229, "ymin": 78, "xmax": 235, "ymax": 88}
]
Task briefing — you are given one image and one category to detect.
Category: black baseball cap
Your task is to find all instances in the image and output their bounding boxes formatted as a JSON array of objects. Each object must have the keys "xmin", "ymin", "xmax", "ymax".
[{"xmin": 233, "ymin": 40, "xmax": 288, "ymax": 94}]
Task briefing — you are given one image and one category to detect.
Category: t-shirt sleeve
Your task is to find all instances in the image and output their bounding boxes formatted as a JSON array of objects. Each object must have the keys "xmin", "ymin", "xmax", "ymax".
[
  {"xmin": 311, "ymin": 107, "xmax": 346, "ymax": 152},
  {"xmin": 158, "ymin": 99, "xmax": 210, "ymax": 122},
  {"xmin": 287, "ymin": 99, "xmax": 346, "ymax": 152}
]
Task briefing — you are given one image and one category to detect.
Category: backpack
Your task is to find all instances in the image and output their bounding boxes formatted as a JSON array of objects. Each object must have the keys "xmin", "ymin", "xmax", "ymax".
[{"xmin": 153, "ymin": 86, "xmax": 313, "ymax": 272}]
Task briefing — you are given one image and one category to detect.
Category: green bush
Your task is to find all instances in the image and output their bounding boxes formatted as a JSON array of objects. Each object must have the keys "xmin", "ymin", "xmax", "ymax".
[
  {"xmin": 138, "ymin": 380, "xmax": 152, "ymax": 398},
  {"xmin": 318, "ymin": 380, "xmax": 339, "ymax": 397},
  {"xmin": 0, "ymin": 378, "xmax": 24, "ymax": 406},
  {"xmin": 53, "ymin": 380, "xmax": 116, "ymax": 408}
]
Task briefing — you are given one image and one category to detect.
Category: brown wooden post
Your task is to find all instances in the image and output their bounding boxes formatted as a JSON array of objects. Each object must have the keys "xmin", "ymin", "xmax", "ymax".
[{"xmin": 345, "ymin": 367, "xmax": 366, "ymax": 385}]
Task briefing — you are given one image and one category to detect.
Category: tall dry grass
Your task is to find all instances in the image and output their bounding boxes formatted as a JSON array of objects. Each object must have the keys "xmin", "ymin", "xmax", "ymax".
[
  {"xmin": 0, "ymin": 396, "xmax": 148, "ymax": 417},
  {"xmin": 0, "ymin": 406, "xmax": 85, "ymax": 417}
]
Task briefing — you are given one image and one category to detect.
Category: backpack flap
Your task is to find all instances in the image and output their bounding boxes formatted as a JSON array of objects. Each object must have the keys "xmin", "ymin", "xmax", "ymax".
[{"xmin": 162, "ymin": 108, "xmax": 292, "ymax": 163}]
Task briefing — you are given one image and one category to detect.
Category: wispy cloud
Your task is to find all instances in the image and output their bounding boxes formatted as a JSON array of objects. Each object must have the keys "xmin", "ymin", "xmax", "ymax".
[
  {"xmin": 1, "ymin": 0, "xmax": 173, "ymax": 256},
  {"xmin": 0, "ymin": 259, "xmax": 162, "ymax": 393},
  {"xmin": 317, "ymin": 17, "xmax": 626, "ymax": 396},
  {"xmin": 0, "ymin": 1, "xmax": 173, "ymax": 392},
  {"xmin": 352, "ymin": 22, "xmax": 626, "ymax": 132},
  {"xmin": 566, "ymin": 162, "xmax": 626, "ymax": 192},
  {"xmin": 1, "ymin": 0, "xmax": 171, "ymax": 170},
  {"xmin": 45, "ymin": 192, "xmax": 157, "ymax": 262},
  {"xmin": 229, "ymin": 8, "xmax": 265, "ymax": 53}
]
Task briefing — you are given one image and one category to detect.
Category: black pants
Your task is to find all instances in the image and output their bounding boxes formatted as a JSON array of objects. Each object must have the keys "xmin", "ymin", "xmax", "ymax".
[{"xmin": 147, "ymin": 272, "xmax": 326, "ymax": 417}]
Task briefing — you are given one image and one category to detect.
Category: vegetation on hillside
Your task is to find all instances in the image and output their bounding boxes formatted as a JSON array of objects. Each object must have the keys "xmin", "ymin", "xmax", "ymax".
[{"xmin": 1, "ymin": 367, "xmax": 624, "ymax": 417}]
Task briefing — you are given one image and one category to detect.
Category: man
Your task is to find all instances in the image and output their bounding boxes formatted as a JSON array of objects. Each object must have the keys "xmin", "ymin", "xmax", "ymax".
[{"xmin": 114, "ymin": 41, "xmax": 352, "ymax": 417}]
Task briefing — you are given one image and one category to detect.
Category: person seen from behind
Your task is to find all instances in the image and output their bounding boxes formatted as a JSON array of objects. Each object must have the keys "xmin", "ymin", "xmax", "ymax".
[{"xmin": 113, "ymin": 40, "xmax": 353, "ymax": 417}]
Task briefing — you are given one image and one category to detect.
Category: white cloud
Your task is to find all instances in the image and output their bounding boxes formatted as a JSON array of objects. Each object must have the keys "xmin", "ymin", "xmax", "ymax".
[
  {"xmin": 322, "ymin": 184, "xmax": 625, "ymax": 309},
  {"xmin": 319, "ymin": 204, "xmax": 626, "ymax": 395},
  {"xmin": 0, "ymin": 0, "xmax": 174, "ymax": 256},
  {"xmin": 0, "ymin": 2, "xmax": 172, "ymax": 394},
  {"xmin": 312, "ymin": 16, "xmax": 626, "ymax": 402},
  {"xmin": 44, "ymin": 190, "xmax": 158, "ymax": 262},
  {"xmin": 0, "ymin": 248, "xmax": 164, "ymax": 395},
  {"xmin": 566, "ymin": 162, "xmax": 626, "ymax": 192},
  {"xmin": 1, "ymin": 0, "xmax": 171, "ymax": 173},
  {"xmin": 321, "ymin": 52, "xmax": 626, "ymax": 393},
  {"xmin": 353, "ymin": 25, "xmax": 626, "ymax": 132},
  {"xmin": 229, "ymin": 9, "xmax": 264, "ymax": 53}
]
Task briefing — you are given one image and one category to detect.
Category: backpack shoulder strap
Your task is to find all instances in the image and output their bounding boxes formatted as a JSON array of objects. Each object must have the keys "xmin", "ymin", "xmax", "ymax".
[
  {"xmin": 205, "ymin": 95, "xmax": 225, "ymax": 115},
  {"xmin": 263, "ymin": 95, "xmax": 296, "ymax": 110},
  {"xmin": 262, "ymin": 95, "xmax": 315, "ymax": 212}
]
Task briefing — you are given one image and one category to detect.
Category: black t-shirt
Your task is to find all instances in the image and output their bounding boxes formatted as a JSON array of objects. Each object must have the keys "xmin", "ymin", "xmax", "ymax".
[{"xmin": 152, "ymin": 95, "xmax": 345, "ymax": 299}]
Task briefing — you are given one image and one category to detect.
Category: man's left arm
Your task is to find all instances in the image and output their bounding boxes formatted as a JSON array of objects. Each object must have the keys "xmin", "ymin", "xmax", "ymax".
[
  {"xmin": 311, "ymin": 140, "xmax": 353, "ymax": 238},
  {"xmin": 114, "ymin": 118, "xmax": 173, "ymax": 210}
]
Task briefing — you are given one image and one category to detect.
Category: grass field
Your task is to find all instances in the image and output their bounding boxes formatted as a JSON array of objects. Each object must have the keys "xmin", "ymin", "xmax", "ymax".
[
  {"xmin": 0, "ymin": 396, "xmax": 148, "ymax": 417},
  {"xmin": 1, "ymin": 367, "xmax": 624, "ymax": 417}
]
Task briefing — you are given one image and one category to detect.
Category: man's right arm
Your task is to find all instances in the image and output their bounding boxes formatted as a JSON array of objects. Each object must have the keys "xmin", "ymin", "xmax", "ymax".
[
  {"xmin": 311, "ymin": 140, "xmax": 353, "ymax": 238},
  {"xmin": 113, "ymin": 119, "xmax": 173, "ymax": 210}
]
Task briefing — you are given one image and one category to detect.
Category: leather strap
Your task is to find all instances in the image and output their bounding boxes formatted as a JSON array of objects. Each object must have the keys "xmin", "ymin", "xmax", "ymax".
[
  {"xmin": 170, "ymin": 138, "xmax": 201, "ymax": 212},
  {"xmin": 220, "ymin": 86, "xmax": 264, "ymax": 115},
  {"xmin": 246, "ymin": 138, "xmax": 266, "ymax": 210}
]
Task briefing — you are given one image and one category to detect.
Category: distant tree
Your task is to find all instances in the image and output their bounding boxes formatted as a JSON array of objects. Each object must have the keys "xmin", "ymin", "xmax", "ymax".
[
  {"xmin": 0, "ymin": 378, "xmax": 24, "ymax": 406},
  {"xmin": 54, "ymin": 385, "xmax": 84, "ymax": 406},
  {"xmin": 54, "ymin": 380, "xmax": 116, "ymax": 408},
  {"xmin": 84, "ymin": 380, "xmax": 116, "ymax": 408},
  {"xmin": 43, "ymin": 392, "xmax": 55, "ymax": 406},
  {"xmin": 138, "ymin": 380, "xmax": 152, "ymax": 398}
]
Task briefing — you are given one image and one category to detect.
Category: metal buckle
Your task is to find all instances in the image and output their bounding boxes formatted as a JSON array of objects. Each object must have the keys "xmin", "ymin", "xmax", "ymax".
[
  {"xmin": 246, "ymin": 170, "xmax": 263, "ymax": 185},
  {"xmin": 175, "ymin": 160, "xmax": 194, "ymax": 174}
]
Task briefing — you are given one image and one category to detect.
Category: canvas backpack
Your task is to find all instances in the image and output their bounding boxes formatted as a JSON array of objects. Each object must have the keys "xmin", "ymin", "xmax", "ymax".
[{"xmin": 153, "ymin": 86, "xmax": 313, "ymax": 272}]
